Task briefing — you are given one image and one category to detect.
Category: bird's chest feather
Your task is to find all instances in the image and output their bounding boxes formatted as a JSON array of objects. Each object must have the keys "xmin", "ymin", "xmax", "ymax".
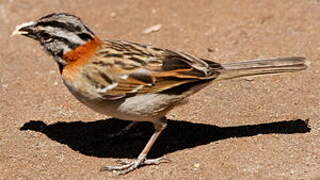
[
  {"xmin": 61, "ymin": 37, "xmax": 102, "ymax": 81},
  {"xmin": 61, "ymin": 37, "xmax": 103, "ymax": 99}
]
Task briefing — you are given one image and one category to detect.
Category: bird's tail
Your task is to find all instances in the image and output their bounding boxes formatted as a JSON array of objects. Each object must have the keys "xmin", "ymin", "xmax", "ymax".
[{"xmin": 215, "ymin": 57, "xmax": 307, "ymax": 81}]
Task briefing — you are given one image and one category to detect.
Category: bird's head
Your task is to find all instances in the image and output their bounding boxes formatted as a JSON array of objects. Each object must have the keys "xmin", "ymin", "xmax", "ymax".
[{"xmin": 12, "ymin": 13, "xmax": 98, "ymax": 66}]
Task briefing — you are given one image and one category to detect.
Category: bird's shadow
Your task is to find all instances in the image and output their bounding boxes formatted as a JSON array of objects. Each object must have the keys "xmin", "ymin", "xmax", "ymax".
[{"xmin": 20, "ymin": 118, "xmax": 310, "ymax": 159}]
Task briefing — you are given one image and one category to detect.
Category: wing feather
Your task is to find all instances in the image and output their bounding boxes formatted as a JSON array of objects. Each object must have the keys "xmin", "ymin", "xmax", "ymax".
[{"xmin": 84, "ymin": 39, "xmax": 222, "ymax": 99}]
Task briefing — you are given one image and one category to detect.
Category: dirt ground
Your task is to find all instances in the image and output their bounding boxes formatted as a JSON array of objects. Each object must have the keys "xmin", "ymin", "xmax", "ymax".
[{"xmin": 1, "ymin": 0, "xmax": 320, "ymax": 179}]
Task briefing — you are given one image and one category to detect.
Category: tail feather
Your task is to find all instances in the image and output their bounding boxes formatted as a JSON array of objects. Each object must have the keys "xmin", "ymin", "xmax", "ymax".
[{"xmin": 215, "ymin": 57, "xmax": 307, "ymax": 81}]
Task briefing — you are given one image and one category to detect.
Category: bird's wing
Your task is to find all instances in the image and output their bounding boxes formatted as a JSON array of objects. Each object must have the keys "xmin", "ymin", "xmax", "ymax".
[{"xmin": 84, "ymin": 39, "xmax": 222, "ymax": 100}]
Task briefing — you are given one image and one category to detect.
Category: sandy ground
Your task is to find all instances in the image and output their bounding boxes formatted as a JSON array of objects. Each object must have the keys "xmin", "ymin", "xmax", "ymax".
[{"xmin": 1, "ymin": 0, "xmax": 320, "ymax": 179}]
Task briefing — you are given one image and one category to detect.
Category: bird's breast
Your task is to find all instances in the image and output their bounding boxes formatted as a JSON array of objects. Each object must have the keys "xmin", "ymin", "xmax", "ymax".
[{"xmin": 62, "ymin": 37, "xmax": 102, "ymax": 81}]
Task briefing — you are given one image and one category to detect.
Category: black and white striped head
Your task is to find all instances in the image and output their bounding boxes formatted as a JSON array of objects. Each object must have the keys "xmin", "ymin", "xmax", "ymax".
[{"xmin": 12, "ymin": 13, "xmax": 95, "ymax": 65}]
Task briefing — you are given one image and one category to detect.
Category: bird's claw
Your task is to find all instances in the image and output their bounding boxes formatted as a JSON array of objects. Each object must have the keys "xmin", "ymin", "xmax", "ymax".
[{"xmin": 100, "ymin": 157, "xmax": 169, "ymax": 175}]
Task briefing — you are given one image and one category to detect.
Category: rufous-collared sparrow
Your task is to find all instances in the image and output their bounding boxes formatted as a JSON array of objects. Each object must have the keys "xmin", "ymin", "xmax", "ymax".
[{"xmin": 12, "ymin": 13, "xmax": 307, "ymax": 175}]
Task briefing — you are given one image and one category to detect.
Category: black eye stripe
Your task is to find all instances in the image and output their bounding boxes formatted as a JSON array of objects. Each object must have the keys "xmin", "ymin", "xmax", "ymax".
[
  {"xmin": 38, "ymin": 31, "xmax": 52, "ymax": 40},
  {"xmin": 77, "ymin": 33, "xmax": 93, "ymax": 41},
  {"xmin": 37, "ymin": 20, "xmax": 82, "ymax": 33}
]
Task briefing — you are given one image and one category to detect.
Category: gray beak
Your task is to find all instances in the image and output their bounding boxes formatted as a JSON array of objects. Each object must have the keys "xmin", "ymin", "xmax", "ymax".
[{"xmin": 11, "ymin": 21, "xmax": 37, "ymax": 37}]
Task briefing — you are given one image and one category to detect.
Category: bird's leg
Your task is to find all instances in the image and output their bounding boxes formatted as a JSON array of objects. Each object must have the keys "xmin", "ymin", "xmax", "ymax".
[
  {"xmin": 90, "ymin": 122, "xmax": 138, "ymax": 145},
  {"xmin": 101, "ymin": 117, "xmax": 169, "ymax": 175},
  {"xmin": 107, "ymin": 122, "xmax": 138, "ymax": 139}
]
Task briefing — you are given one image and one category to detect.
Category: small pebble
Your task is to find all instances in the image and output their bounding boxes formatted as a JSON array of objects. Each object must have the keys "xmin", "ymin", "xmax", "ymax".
[
  {"xmin": 143, "ymin": 24, "xmax": 162, "ymax": 34},
  {"xmin": 110, "ymin": 12, "xmax": 116, "ymax": 18},
  {"xmin": 245, "ymin": 77, "xmax": 255, "ymax": 81},
  {"xmin": 194, "ymin": 163, "xmax": 200, "ymax": 168},
  {"xmin": 207, "ymin": 48, "xmax": 215, "ymax": 53}
]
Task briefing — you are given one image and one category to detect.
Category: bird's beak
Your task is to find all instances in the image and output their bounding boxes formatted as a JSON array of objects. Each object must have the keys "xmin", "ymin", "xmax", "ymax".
[{"xmin": 11, "ymin": 21, "xmax": 36, "ymax": 37}]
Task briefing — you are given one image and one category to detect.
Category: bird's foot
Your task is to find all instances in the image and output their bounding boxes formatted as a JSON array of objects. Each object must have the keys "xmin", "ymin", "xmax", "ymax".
[{"xmin": 100, "ymin": 157, "xmax": 170, "ymax": 175}]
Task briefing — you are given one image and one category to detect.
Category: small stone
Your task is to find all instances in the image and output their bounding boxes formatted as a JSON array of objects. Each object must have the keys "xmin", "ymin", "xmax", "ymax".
[
  {"xmin": 110, "ymin": 12, "xmax": 116, "ymax": 18},
  {"xmin": 207, "ymin": 48, "xmax": 215, "ymax": 53},
  {"xmin": 194, "ymin": 163, "xmax": 200, "ymax": 168},
  {"xmin": 143, "ymin": 24, "xmax": 162, "ymax": 34},
  {"xmin": 245, "ymin": 77, "xmax": 255, "ymax": 81}
]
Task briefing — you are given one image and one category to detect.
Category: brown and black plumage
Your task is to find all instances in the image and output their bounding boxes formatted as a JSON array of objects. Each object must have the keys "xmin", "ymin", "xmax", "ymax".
[{"xmin": 12, "ymin": 13, "xmax": 307, "ymax": 175}]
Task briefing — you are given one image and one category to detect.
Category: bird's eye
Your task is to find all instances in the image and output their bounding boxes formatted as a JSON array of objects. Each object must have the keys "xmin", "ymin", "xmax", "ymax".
[{"xmin": 40, "ymin": 32, "xmax": 52, "ymax": 42}]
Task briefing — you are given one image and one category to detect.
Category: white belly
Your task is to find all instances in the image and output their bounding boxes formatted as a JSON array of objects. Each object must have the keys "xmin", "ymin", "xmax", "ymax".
[{"xmin": 66, "ymin": 83, "xmax": 183, "ymax": 122}]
